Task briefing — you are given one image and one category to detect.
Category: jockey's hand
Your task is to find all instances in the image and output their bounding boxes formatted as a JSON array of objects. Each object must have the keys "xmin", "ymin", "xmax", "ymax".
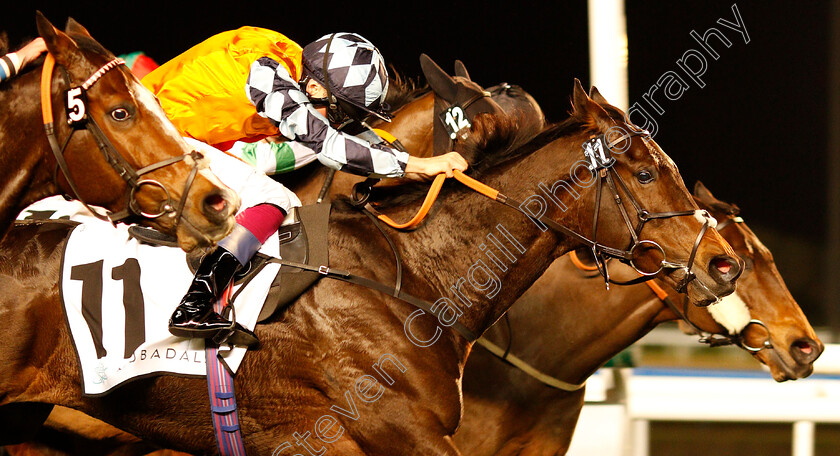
[
  {"xmin": 18, "ymin": 38, "xmax": 47, "ymax": 68},
  {"xmin": 404, "ymin": 152, "xmax": 468, "ymax": 181}
]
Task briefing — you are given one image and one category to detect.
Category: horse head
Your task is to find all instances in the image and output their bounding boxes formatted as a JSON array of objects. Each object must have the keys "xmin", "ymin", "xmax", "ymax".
[
  {"xmin": 560, "ymin": 79, "xmax": 741, "ymax": 305},
  {"xmin": 418, "ymin": 53, "xmax": 508, "ymax": 162},
  {"xmin": 678, "ymin": 181, "xmax": 823, "ymax": 380},
  {"xmin": 29, "ymin": 13, "xmax": 239, "ymax": 251}
]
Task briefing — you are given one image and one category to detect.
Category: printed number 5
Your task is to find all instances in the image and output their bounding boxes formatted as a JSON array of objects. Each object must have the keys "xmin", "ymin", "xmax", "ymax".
[{"xmin": 67, "ymin": 87, "xmax": 86, "ymax": 123}]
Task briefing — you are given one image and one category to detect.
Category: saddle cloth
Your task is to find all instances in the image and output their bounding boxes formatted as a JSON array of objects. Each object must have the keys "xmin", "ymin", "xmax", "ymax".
[{"xmin": 18, "ymin": 197, "xmax": 281, "ymax": 396}]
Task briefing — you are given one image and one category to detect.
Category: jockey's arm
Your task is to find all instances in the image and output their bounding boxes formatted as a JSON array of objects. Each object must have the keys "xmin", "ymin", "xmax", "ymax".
[
  {"xmin": 0, "ymin": 37, "xmax": 46, "ymax": 83},
  {"xmin": 247, "ymin": 57, "xmax": 468, "ymax": 180}
]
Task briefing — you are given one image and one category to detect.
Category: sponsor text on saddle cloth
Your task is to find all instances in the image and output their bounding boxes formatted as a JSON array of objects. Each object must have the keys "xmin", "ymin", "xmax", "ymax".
[{"xmin": 18, "ymin": 197, "xmax": 281, "ymax": 396}]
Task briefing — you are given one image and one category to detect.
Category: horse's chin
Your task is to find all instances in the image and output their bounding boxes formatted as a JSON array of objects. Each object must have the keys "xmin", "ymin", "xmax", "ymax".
[
  {"xmin": 683, "ymin": 281, "xmax": 719, "ymax": 307},
  {"xmin": 175, "ymin": 217, "xmax": 222, "ymax": 253},
  {"xmin": 758, "ymin": 349, "xmax": 815, "ymax": 382}
]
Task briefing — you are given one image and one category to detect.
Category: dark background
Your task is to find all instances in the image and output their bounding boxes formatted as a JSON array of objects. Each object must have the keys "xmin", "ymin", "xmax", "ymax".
[{"xmin": 3, "ymin": 1, "xmax": 835, "ymax": 331}]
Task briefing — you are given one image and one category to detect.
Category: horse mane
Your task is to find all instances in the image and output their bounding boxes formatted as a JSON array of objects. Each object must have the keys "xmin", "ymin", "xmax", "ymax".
[
  {"xmin": 384, "ymin": 66, "xmax": 430, "ymax": 113},
  {"xmin": 365, "ymin": 113, "xmax": 586, "ymax": 210},
  {"xmin": 0, "ymin": 32, "xmax": 8, "ymax": 54}
]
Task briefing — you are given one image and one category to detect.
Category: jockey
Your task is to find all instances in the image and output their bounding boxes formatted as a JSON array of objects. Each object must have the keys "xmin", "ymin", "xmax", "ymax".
[
  {"xmin": 142, "ymin": 28, "xmax": 468, "ymax": 345},
  {"xmin": 0, "ymin": 37, "xmax": 46, "ymax": 83}
]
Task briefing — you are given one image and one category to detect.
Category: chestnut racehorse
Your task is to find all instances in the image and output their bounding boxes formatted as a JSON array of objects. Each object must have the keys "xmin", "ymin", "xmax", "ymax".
[
  {"xmin": 0, "ymin": 79, "xmax": 741, "ymax": 454},
  {"xmin": 0, "ymin": 13, "xmax": 238, "ymax": 250},
  {"xmin": 454, "ymin": 186, "xmax": 823, "ymax": 455}
]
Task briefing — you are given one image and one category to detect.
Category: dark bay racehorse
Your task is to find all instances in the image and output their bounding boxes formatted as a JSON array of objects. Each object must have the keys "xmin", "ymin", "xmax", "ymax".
[
  {"xmin": 454, "ymin": 184, "xmax": 823, "ymax": 456},
  {"xmin": 0, "ymin": 80, "xmax": 741, "ymax": 454},
  {"xmin": 1, "ymin": 13, "xmax": 238, "ymax": 250},
  {"xmin": 0, "ymin": 54, "xmax": 549, "ymax": 456}
]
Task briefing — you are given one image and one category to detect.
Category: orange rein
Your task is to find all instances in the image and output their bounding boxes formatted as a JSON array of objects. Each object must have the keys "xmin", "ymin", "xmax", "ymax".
[
  {"xmin": 40, "ymin": 53, "xmax": 55, "ymax": 125},
  {"xmin": 371, "ymin": 170, "xmax": 499, "ymax": 230}
]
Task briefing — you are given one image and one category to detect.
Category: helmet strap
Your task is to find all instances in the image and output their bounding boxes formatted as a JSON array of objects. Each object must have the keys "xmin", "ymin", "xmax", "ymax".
[{"xmin": 322, "ymin": 33, "xmax": 338, "ymax": 115}]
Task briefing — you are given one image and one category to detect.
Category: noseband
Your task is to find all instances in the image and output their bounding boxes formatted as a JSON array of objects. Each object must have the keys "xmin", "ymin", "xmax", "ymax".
[
  {"xmin": 667, "ymin": 215, "xmax": 773, "ymax": 352},
  {"xmin": 40, "ymin": 52, "xmax": 203, "ymax": 225}
]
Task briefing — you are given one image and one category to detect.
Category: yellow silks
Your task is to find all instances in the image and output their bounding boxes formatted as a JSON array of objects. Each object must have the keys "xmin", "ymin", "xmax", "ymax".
[{"xmin": 142, "ymin": 27, "xmax": 303, "ymax": 147}]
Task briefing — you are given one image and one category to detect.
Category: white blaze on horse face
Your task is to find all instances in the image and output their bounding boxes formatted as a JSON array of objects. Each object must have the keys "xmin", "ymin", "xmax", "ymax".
[{"xmin": 706, "ymin": 287, "xmax": 751, "ymax": 335}]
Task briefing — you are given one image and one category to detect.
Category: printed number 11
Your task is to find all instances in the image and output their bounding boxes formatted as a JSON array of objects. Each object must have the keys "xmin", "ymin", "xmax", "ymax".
[{"xmin": 70, "ymin": 259, "xmax": 146, "ymax": 359}]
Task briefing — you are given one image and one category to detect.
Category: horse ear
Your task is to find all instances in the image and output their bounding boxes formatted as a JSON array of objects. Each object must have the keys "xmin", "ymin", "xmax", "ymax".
[
  {"xmin": 64, "ymin": 17, "xmax": 93, "ymax": 38},
  {"xmin": 693, "ymin": 181, "xmax": 714, "ymax": 201},
  {"xmin": 571, "ymin": 78, "xmax": 612, "ymax": 130},
  {"xmin": 453, "ymin": 60, "xmax": 471, "ymax": 80},
  {"xmin": 693, "ymin": 181, "xmax": 741, "ymax": 215},
  {"xmin": 420, "ymin": 53, "xmax": 458, "ymax": 102},
  {"xmin": 589, "ymin": 86, "xmax": 610, "ymax": 106},
  {"xmin": 36, "ymin": 11, "xmax": 81, "ymax": 67}
]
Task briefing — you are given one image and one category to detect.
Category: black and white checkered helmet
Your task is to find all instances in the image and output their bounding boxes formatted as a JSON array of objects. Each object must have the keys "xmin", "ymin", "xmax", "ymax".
[{"xmin": 301, "ymin": 32, "xmax": 390, "ymax": 121}]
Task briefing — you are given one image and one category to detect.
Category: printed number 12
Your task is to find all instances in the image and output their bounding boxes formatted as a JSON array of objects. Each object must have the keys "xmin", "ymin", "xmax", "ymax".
[{"xmin": 444, "ymin": 107, "xmax": 470, "ymax": 139}]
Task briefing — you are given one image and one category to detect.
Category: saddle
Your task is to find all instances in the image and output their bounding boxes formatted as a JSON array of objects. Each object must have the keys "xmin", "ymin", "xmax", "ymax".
[{"xmin": 128, "ymin": 203, "xmax": 332, "ymax": 322}]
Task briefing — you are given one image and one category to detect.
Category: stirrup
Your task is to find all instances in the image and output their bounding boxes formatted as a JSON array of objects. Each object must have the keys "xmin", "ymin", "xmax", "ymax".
[{"xmin": 212, "ymin": 305, "xmax": 259, "ymax": 347}]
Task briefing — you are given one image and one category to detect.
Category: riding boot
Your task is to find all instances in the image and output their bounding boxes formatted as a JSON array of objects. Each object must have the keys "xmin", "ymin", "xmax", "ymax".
[{"xmin": 169, "ymin": 246, "xmax": 258, "ymax": 346}]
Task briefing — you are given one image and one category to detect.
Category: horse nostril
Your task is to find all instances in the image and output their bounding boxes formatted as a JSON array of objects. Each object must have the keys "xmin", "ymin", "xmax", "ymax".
[
  {"xmin": 790, "ymin": 338, "xmax": 822, "ymax": 364},
  {"xmin": 793, "ymin": 340, "xmax": 813, "ymax": 355},
  {"xmin": 709, "ymin": 255, "xmax": 741, "ymax": 283},
  {"xmin": 204, "ymin": 193, "xmax": 227, "ymax": 214},
  {"xmin": 713, "ymin": 257, "xmax": 732, "ymax": 274}
]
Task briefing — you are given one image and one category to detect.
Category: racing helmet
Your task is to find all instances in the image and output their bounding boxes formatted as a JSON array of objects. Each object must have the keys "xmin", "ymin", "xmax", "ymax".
[{"xmin": 301, "ymin": 32, "xmax": 392, "ymax": 122}]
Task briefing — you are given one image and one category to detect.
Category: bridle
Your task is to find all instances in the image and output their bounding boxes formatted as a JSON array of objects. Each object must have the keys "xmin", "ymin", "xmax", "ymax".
[
  {"xmin": 574, "ymin": 131, "xmax": 719, "ymax": 295},
  {"xmin": 569, "ymin": 214, "xmax": 773, "ymax": 353},
  {"xmin": 432, "ymin": 82, "xmax": 493, "ymax": 156},
  {"xmin": 662, "ymin": 215, "xmax": 773, "ymax": 352},
  {"xmin": 40, "ymin": 52, "xmax": 203, "ymax": 225},
  {"xmin": 362, "ymin": 127, "xmax": 719, "ymax": 298}
]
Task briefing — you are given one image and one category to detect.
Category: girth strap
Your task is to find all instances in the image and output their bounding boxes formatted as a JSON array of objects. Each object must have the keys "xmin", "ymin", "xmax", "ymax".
[{"xmin": 263, "ymin": 257, "xmax": 478, "ymax": 343}]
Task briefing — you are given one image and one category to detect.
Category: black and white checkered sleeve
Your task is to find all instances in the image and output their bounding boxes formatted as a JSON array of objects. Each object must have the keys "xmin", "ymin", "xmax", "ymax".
[{"xmin": 246, "ymin": 57, "xmax": 409, "ymax": 178}]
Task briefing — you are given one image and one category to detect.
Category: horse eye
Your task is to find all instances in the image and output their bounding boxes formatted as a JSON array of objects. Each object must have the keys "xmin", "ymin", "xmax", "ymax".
[
  {"xmin": 637, "ymin": 170, "xmax": 654, "ymax": 184},
  {"xmin": 110, "ymin": 108, "xmax": 131, "ymax": 121}
]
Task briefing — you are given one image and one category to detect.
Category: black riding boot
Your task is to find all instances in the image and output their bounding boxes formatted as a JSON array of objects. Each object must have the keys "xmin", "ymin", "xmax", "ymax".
[{"xmin": 169, "ymin": 247, "xmax": 258, "ymax": 346}]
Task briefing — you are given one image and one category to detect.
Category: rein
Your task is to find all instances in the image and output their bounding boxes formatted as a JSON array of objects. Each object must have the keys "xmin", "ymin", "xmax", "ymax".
[{"xmin": 40, "ymin": 52, "xmax": 202, "ymax": 225}]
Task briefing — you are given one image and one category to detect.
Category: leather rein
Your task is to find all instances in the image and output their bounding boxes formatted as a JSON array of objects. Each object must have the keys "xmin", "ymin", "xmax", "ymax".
[{"xmin": 40, "ymin": 52, "xmax": 203, "ymax": 225}]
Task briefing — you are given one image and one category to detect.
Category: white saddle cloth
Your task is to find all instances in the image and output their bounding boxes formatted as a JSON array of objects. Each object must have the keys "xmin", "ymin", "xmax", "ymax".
[{"xmin": 18, "ymin": 197, "xmax": 280, "ymax": 396}]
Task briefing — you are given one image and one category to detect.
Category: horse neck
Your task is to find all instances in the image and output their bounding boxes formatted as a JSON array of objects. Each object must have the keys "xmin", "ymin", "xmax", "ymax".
[
  {"xmin": 390, "ymin": 127, "xmax": 595, "ymax": 352},
  {"xmin": 495, "ymin": 258, "xmax": 670, "ymax": 386},
  {"xmin": 0, "ymin": 65, "xmax": 56, "ymax": 235},
  {"xmin": 376, "ymin": 92, "xmax": 435, "ymax": 157}
]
